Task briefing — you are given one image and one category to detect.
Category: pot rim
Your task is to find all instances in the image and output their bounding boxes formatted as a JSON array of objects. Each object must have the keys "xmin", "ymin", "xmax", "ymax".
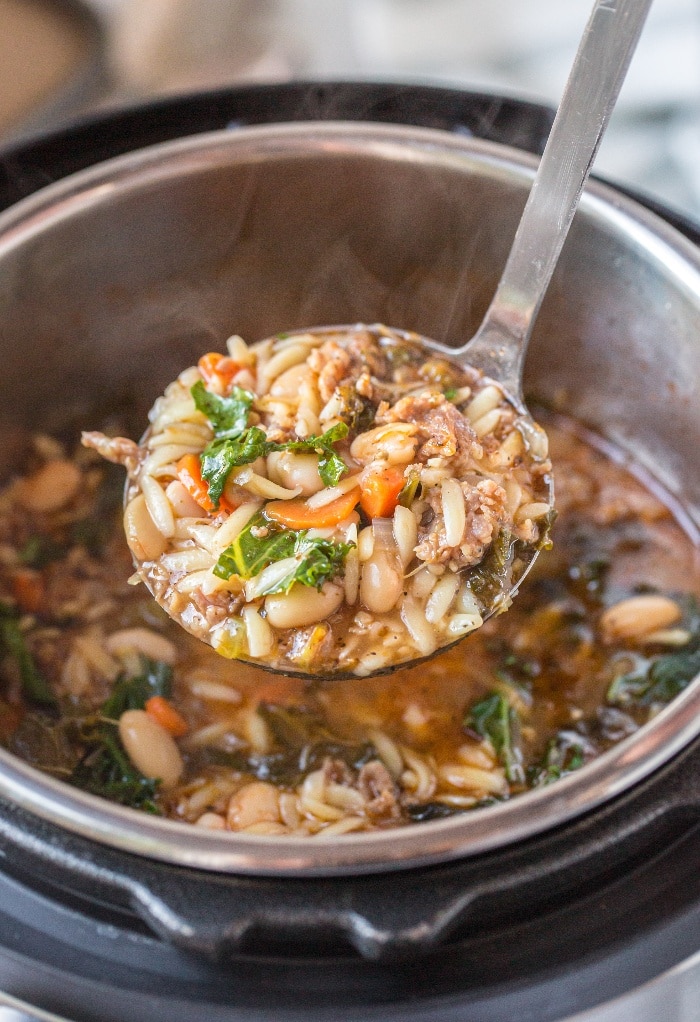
[{"xmin": 0, "ymin": 120, "xmax": 699, "ymax": 877}]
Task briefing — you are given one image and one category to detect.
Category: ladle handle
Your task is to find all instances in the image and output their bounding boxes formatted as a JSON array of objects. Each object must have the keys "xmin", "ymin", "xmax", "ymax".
[{"xmin": 463, "ymin": 0, "xmax": 654, "ymax": 397}]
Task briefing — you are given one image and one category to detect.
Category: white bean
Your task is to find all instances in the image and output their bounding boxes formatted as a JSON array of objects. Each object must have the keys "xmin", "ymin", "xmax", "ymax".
[
  {"xmin": 227, "ymin": 781, "xmax": 281, "ymax": 830},
  {"xmin": 118, "ymin": 709, "xmax": 183, "ymax": 789},
  {"xmin": 599, "ymin": 595, "xmax": 682, "ymax": 643},
  {"xmin": 267, "ymin": 451, "xmax": 324, "ymax": 496},
  {"xmin": 105, "ymin": 627, "xmax": 177, "ymax": 664},
  {"xmin": 124, "ymin": 494, "xmax": 168, "ymax": 561},
  {"xmin": 360, "ymin": 547, "xmax": 404, "ymax": 615},
  {"xmin": 265, "ymin": 582, "xmax": 344, "ymax": 630},
  {"xmin": 16, "ymin": 459, "xmax": 82, "ymax": 512}
]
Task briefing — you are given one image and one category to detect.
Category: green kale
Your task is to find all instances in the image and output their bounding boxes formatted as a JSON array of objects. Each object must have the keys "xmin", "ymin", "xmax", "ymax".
[
  {"xmin": 469, "ymin": 530, "xmax": 517, "ymax": 610},
  {"xmin": 0, "ymin": 604, "xmax": 57, "ymax": 708},
  {"xmin": 191, "ymin": 379, "xmax": 254, "ymax": 438},
  {"xmin": 70, "ymin": 655, "xmax": 173, "ymax": 812},
  {"xmin": 200, "ymin": 427, "xmax": 271, "ymax": 508},
  {"xmin": 463, "ymin": 690, "xmax": 524, "ymax": 785},
  {"xmin": 528, "ymin": 731, "xmax": 589, "ymax": 787},
  {"xmin": 607, "ymin": 597, "xmax": 700, "ymax": 708},
  {"xmin": 279, "ymin": 423, "xmax": 349, "ymax": 487},
  {"xmin": 213, "ymin": 511, "xmax": 353, "ymax": 593}
]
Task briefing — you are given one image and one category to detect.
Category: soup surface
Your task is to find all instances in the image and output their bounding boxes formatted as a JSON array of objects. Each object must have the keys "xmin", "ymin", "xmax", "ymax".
[{"xmin": 0, "ymin": 415, "xmax": 698, "ymax": 836}]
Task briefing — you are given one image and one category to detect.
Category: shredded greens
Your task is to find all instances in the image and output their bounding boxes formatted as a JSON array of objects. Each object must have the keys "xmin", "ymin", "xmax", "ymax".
[
  {"xmin": 72, "ymin": 656, "xmax": 173, "ymax": 811},
  {"xmin": 0, "ymin": 603, "xmax": 56, "ymax": 708},
  {"xmin": 463, "ymin": 690, "xmax": 525, "ymax": 785},
  {"xmin": 193, "ymin": 370, "xmax": 351, "ymax": 505},
  {"xmin": 607, "ymin": 597, "xmax": 700, "ymax": 708},
  {"xmin": 214, "ymin": 510, "xmax": 353, "ymax": 593},
  {"xmin": 528, "ymin": 730, "xmax": 589, "ymax": 787}
]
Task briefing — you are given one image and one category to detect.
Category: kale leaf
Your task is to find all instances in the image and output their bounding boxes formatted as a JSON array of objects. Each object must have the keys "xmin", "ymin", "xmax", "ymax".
[
  {"xmin": 191, "ymin": 380, "xmax": 254, "ymax": 438},
  {"xmin": 278, "ymin": 422, "xmax": 349, "ymax": 487},
  {"xmin": 463, "ymin": 690, "xmax": 524, "ymax": 784},
  {"xmin": 200, "ymin": 428, "xmax": 271, "ymax": 508},
  {"xmin": 528, "ymin": 730, "xmax": 589, "ymax": 787},
  {"xmin": 70, "ymin": 656, "xmax": 173, "ymax": 812},
  {"xmin": 213, "ymin": 510, "xmax": 352, "ymax": 593},
  {"xmin": 0, "ymin": 603, "xmax": 57, "ymax": 708}
]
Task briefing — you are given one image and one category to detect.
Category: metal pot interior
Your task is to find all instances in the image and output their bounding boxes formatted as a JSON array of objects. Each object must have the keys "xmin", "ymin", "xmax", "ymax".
[{"xmin": 0, "ymin": 122, "xmax": 699, "ymax": 875}]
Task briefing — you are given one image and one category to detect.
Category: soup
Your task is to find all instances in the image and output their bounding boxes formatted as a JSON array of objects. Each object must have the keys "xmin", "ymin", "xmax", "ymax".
[
  {"xmin": 0, "ymin": 414, "xmax": 697, "ymax": 835},
  {"xmin": 84, "ymin": 326, "xmax": 552, "ymax": 676}
]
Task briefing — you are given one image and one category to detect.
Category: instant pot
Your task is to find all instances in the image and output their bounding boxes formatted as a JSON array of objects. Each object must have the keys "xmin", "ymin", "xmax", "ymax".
[{"xmin": 0, "ymin": 83, "xmax": 698, "ymax": 1022}]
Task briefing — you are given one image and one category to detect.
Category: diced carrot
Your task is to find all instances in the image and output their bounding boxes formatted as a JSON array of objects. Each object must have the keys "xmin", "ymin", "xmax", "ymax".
[
  {"xmin": 176, "ymin": 453, "xmax": 236, "ymax": 515},
  {"xmin": 359, "ymin": 466, "xmax": 406, "ymax": 519},
  {"xmin": 198, "ymin": 352, "xmax": 241, "ymax": 393},
  {"xmin": 145, "ymin": 695, "xmax": 189, "ymax": 737},
  {"xmin": 11, "ymin": 569, "xmax": 46, "ymax": 615},
  {"xmin": 265, "ymin": 486, "xmax": 361, "ymax": 530},
  {"xmin": 253, "ymin": 676, "xmax": 306, "ymax": 706}
]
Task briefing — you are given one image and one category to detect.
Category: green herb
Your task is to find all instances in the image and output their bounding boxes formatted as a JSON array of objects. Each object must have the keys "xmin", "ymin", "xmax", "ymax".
[
  {"xmin": 528, "ymin": 731, "xmax": 588, "ymax": 787},
  {"xmin": 200, "ymin": 422, "xmax": 350, "ymax": 507},
  {"xmin": 0, "ymin": 604, "xmax": 57, "ymax": 708},
  {"xmin": 70, "ymin": 655, "xmax": 173, "ymax": 812},
  {"xmin": 200, "ymin": 427, "xmax": 271, "ymax": 508},
  {"xmin": 101, "ymin": 656, "xmax": 172, "ymax": 719},
  {"xmin": 279, "ymin": 423, "xmax": 349, "ymax": 487},
  {"xmin": 607, "ymin": 597, "xmax": 700, "ymax": 708},
  {"xmin": 333, "ymin": 385, "xmax": 376, "ymax": 436},
  {"xmin": 405, "ymin": 801, "xmax": 466, "ymax": 822},
  {"xmin": 397, "ymin": 472, "xmax": 420, "ymax": 508},
  {"xmin": 191, "ymin": 380, "xmax": 254, "ymax": 438},
  {"xmin": 463, "ymin": 690, "xmax": 524, "ymax": 784},
  {"xmin": 469, "ymin": 530, "xmax": 517, "ymax": 610},
  {"xmin": 443, "ymin": 387, "xmax": 458, "ymax": 402},
  {"xmin": 213, "ymin": 511, "xmax": 352, "ymax": 592}
]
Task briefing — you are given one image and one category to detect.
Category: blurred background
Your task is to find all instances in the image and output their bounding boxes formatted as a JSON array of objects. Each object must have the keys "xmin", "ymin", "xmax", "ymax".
[{"xmin": 0, "ymin": 0, "xmax": 699, "ymax": 218}]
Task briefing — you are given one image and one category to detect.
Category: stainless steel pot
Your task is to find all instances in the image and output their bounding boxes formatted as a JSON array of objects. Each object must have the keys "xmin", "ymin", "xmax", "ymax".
[{"xmin": 0, "ymin": 121, "xmax": 699, "ymax": 879}]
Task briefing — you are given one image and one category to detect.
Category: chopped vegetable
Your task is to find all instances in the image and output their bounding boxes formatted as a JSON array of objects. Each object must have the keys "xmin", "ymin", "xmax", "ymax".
[
  {"xmin": 145, "ymin": 695, "xmax": 188, "ymax": 737},
  {"xmin": 176, "ymin": 452, "xmax": 236, "ymax": 514},
  {"xmin": 191, "ymin": 379, "xmax": 253, "ymax": 438},
  {"xmin": 197, "ymin": 352, "xmax": 242, "ymax": 393},
  {"xmin": 72, "ymin": 656, "xmax": 174, "ymax": 811},
  {"xmin": 19, "ymin": 534, "xmax": 63, "ymax": 568},
  {"xmin": 463, "ymin": 691, "xmax": 524, "ymax": 785},
  {"xmin": 198, "ymin": 431, "xmax": 269, "ymax": 508},
  {"xmin": 359, "ymin": 466, "xmax": 406, "ymax": 519},
  {"xmin": 0, "ymin": 603, "xmax": 56, "ymax": 708},
  {"xmin": 265, "ymin": 486, "xmax": 360, "ymax": 530},
  {"xmin": 470, "ymin": 530, "xmax": 517, "ymax": 609},
  {"xmin": 279, "ymin": 423, "xmax": 349, "ymax": 487},
  {"xmin": 528, "ymin": 730, "xmax": 590, "ymax": 787},
  {"xmin": 11, "ymin": 569, "xmax": 46, "ymax": 615},
  {"xmin": 214, "ymin": 510, "xmax": 353, "ymax": 593}
]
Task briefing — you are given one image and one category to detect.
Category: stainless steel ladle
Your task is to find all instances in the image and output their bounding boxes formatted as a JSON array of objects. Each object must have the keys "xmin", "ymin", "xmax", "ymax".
[{"xmin": 127, "ymin": 0, "xmax": 653, "ymax": 677}]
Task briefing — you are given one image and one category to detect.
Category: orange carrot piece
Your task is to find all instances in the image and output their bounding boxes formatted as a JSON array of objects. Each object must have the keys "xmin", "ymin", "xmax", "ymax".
[
  {"xmin": 198, "ymin": 352, "xmax": 241, "ymax": 393},
  {"xmin": 265, "ymin": 486, "xmax": 361, "ymax": 530},
  {"xmin": 176, "ymin": 453, "xmax": 236, "ymax": 515},
  {"xmin": 145, "ymin": 695, "xmax": 189, "ymax": 737},
  {"xmin": 359, "ymin": 466, "xmax": 405, "ymax": 519},
  {"xmin": 11, "ymin": 569, "xmax": 46, "ymax": 615}
]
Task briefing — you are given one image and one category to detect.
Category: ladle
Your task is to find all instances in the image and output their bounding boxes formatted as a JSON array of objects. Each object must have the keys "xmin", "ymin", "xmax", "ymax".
[{"xmin": 110, "ymin": 0, "xmax": 653, "ymax": 678}]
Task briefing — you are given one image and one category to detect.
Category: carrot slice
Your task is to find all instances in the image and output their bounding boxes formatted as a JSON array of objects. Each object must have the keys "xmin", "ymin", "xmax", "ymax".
[
  {"xmin": 145, "ymin": 695, "xmax": 189, "ymax": 737},
  {"xmin": 359, "ymin": 466, "xmax": 406, "ymax": 519},
  {"xmin": 265, "ymin": 486, "xmax": 361, "ymax": 530},
  {"xmin": 11, "ymin": 569, "xmax": 46, "ymax": 615},
  {"xmin": 176, "ymin": 453, "xmax": 236, "ymax": 514},
  {"xmin": 198, "ymin": 352, "xmax": 241, "ymax": 393}
]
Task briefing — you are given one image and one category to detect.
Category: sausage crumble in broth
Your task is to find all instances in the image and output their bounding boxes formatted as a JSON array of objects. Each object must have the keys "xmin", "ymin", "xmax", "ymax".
[
  {"xmin": 83, "ymin": 326, "xmax": 553, "ymax": 676},
  {"xmin": 0, "ymin": 415, "xmax": 698, "ymax": 835}
]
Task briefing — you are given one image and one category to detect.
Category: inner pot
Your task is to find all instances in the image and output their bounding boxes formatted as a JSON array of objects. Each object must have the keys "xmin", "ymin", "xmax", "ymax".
[{"xmin": 0, "ymin": 121, "xmax": 699, "ymax": 876}]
